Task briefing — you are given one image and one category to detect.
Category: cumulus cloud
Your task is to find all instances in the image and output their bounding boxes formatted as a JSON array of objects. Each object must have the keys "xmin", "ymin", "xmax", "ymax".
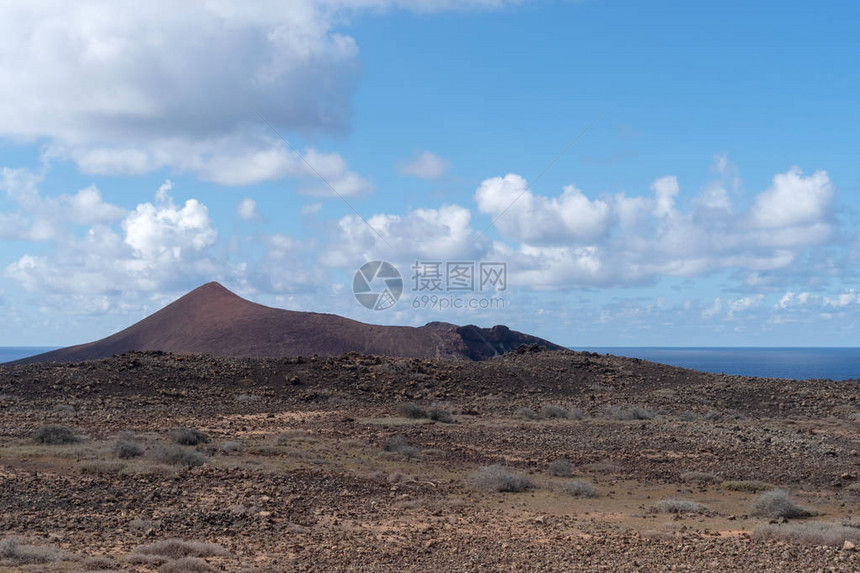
[
  {"xmin": 475, "ymin": 174, "xmax": 611, "ymax": 244},
  {"xmin": 238, "ymin": 198, "xmax": 262, "ymax": 221},
  {"xmin": 0, "ymin": 167, "xmax": 125, "ymax": 240},
  {"xmin": 398, "ymin": 151, "xmax": 451, "ymax": 180},
  {"xmin": 321, "ymin": 204, "xmax": 484, "ymax": 268},
  {"xmin": 0, "ymin": 1, "xmax": 523, "ymax": 188},
  {"xmin": 471, "ymin": 163, "xmax": 839, "ymax": 289},
  {"xmin": 5, "ymin": 180, "xmax": 220, "ymax": 296},
  {"xmin": 749, "ymin": 167, "xmax": 834, "ymax": 229}
]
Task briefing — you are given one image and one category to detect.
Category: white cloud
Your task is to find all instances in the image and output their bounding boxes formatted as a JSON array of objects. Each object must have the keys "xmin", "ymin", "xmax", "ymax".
[
  {"xmin": 475, "ymin": 174, "xmax": 611, "ymax": 244},
  {"xmin": 467, "ymin": 164, "xmax": 840, "ymax": 290},
  {"xmin": 399, "ymin": 151, "xmax": 451, "ymax": 180},
  {"xmin": 749, "ymin": 167, "xmax": 834, "ymax": 229},
  {"xmin": 651, "ymin": 176, "xmax": 679, "ymax": 218},
  {"xmin": 301, "ymin": 202, "xmax": 323, "ymax": 215},
  {"xmin": 727, "ymin": 295, "xmax": 764, "ymax": 317},
  {"xmin": 5, "ymin": 181, "xmax": 220, "ymax": 296},
  {"xmin": 0, "ymin": 2, "xmax": 524, "ymax": 188},
  {"xmin": 0, "ymin": 167, "xmax": 125, "ymax": 240},
  {"xmin": 238, "ymin": 198, "xmax": 262, "ymax": 221},
  {"xmin": 321, "ymin": 203, "xmax": 484, "ymax": 268}
]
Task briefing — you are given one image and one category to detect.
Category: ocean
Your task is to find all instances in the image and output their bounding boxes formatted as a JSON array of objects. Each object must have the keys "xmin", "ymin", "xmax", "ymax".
[
  {"xmin": 576, "ymin": 347, "xmax": 860, "ymax": 381},
  {"xmin": 2, "ymin": 346, "xmax": 859, "ymax": 380},
  {"xmin": 0, "ymin": 347, "xmax": 59, "ymax": 364}
]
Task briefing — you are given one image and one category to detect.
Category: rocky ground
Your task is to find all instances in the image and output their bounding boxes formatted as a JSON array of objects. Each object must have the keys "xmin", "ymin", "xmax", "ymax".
[{"xmin": 1, "ymin": 347, "xmax": 860, "ymax": 571}]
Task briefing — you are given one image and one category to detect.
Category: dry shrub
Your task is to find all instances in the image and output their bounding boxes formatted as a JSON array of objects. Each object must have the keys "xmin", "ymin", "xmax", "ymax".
[
  {"xmin": 657, "ymin": 498, "xmax": 707, "ymax": 514},
  {"xmin": 753, "ymin": 521, "xmax": 860, "ymax": 546},
  {"xmin": 750, "ymin": 490, "xmax": 816, "ymax": 519},
  {"xmin": 33, "ymin": 424, "xmax": 80, "ymax": 445},
  {"xmin": 469, "ymin": 465, "xmax": 533, "ymax": 492},
  {"xmin": 562, "ymin": 480, "xmax": 598, "ymax": 498},
  {"xmin": 132, "ymin": 539, "xmax": 228, "ymax": 559}
]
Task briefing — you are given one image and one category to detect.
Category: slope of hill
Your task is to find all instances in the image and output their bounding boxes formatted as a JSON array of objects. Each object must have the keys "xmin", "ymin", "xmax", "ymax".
[{"xmin": 10, "ymin": 282, "xmax": 562, "ymax": 364}]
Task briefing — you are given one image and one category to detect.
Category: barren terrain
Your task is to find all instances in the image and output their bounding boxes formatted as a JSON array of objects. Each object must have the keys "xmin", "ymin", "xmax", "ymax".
[{"xmin": 2, "ymin": 347, "xmax": 860, "ymax": 571}]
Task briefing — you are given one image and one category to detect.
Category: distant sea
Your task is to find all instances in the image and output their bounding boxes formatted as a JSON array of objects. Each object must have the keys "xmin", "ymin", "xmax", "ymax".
[
  {"xmin": 574, "ymin": 347, "xmax": 860, "ymax": 381},
  {"xmin": 2, "ymin": 346, "xmax": 859, "ymax": 381},
  {"xmin": 0, "ymin": 347, "xmax": 59, "ymax": 364}
]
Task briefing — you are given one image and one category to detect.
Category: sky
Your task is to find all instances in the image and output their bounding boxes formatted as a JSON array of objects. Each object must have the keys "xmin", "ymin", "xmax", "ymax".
[{"xmin": 1, "ymin": 0, "xmax": 859, "ymax": 348}]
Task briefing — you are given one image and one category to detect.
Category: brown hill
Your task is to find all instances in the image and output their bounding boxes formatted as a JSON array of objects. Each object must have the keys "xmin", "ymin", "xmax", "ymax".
[{"xmin": 11, "ymin": 282, "xmax": 563, "ymax": 365}]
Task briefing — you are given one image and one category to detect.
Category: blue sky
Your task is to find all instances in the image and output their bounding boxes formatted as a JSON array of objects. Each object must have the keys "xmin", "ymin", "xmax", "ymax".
[{"xmin": 1, "ymin": 0, "xmax": 859, "ymax": 347}]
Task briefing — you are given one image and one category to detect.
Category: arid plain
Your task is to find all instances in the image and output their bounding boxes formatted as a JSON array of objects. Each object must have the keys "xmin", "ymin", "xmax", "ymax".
[{"xmin": 1, "ymin": 347, "xmax": 860, "ymax": 571}]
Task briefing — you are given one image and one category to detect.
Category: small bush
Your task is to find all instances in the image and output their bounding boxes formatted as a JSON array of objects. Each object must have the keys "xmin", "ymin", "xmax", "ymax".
[
  {"xmin": 383, "ymin": 436, "xmax": 419, "ymax": 458},
  {"xmin": 567, "ymin": 407, "xmax": 586, "ymax": 420},
  {"xmin": 133, "ymin": 539, "xmax": 228, "ymax": 559},
  {"xmin": 159, "ymin": 557, "xmax": 214, "ymax": 573},
  {"xmin": 540, "ymin": 405, "xmax": 569, "ymax": 419},
  {"xmin": 115, "ymin": 439, "xmax": 144, "ymax": 459},
  {"xmin": 753, "ymin": 521, "xmax": 860, "ymax": 546},
  {"xmin": 0, "ymin": 537, "xmax": 67, "ymax": 564},
  {"xmin": 548, "ymin": 459, "xmax": 573, "ymax": 477},
  {"xmin": 397, "ymin": 403, "xmax": 428, "ymax": 419},
  {"xmin": 750, "ymin": 490, "xmax": 816, "ymax": 519},
  {"xmin": 152, "ymin": 446, "xmax": 208, "ymax": 468},
  {"xmin": 125, "ymin": 553, "xmax": 169, "ymax": 566},
  {"xmin": 33, "ymin": 424, "xmax": 80, "ymax": 445},
  {"xmin": 516, "ymin": 407, "xmax": 538, "ymax": 420},
  {"xmin": 82, "ymin": 555, "xmax": 119, "ymax": 569},
  {"xmin": 629, "ymin": 407, "xmax": 656, "ymax": 420},
  {"xmin": 428, "ymin": 408, "xmax": 455, "ymax": 424},
  {"xmin": 169, "ymin": 428, "xmax": 210, "ymax": 446},
  {"xmin": 220, "ymin": 441, "xmax": 243, "ymax": 453},
  {"xmin": 657, "ymin": 498, "xmax": 707, "ymax": 514},
  {"xmin": 704, "ymin": 410, "xmax": 723, "ymax": 421},
  {"xmin": 604, "ymin": 406, "xmax": 655, "ymax": 421},
  {"xmin": 722, "ymin": 480, "xmax": 773, "ymax": 493},
  {"xmin": 681, "ymin": 471, "xmax": 722, "ymax": 484},
  {"xmin": 79, "ymin": 460, "xmax": 125, "ymax": 475},
  {"xmin": 845, "ymin": 483, "xmax": 860, "ymax": 494},
  {"xmin": 678, "ymin": 411, "xmax": 699, "ymax": 422},
  {"xmin": 469, "ymin": 465, "xmax": 533, "ymax": 493},
  {"xmin": 562, "ymin": 480, "xmax": 598, "ymax": 498}
]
